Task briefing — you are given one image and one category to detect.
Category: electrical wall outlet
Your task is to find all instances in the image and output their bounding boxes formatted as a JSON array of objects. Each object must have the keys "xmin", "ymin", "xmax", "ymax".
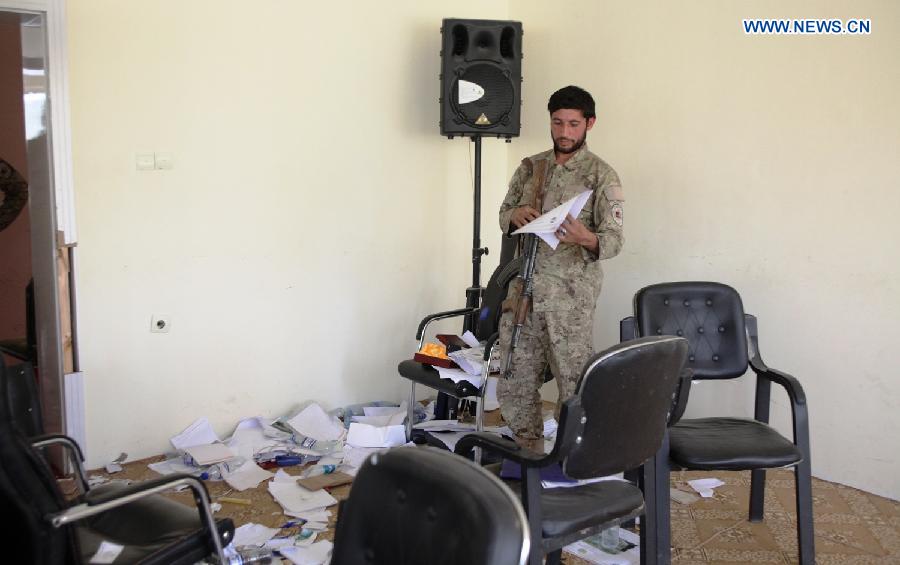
[{"xmin": 150, "ymin": 314, "xmax": 171, "ymax": 333}]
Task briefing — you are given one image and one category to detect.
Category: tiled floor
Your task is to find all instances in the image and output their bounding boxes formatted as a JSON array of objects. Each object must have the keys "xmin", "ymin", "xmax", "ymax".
[{"xmin": 659, "ymin": 469, "xmax": 899, "ymax": 564}]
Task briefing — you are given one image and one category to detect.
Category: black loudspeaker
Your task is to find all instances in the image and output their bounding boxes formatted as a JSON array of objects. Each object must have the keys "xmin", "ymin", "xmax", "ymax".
[{"xmin": 440, "ymin": 18, "xmax": 523, "ymax": 139}]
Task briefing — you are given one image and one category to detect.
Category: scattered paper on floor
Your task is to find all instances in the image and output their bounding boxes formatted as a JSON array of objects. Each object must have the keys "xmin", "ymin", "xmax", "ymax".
[{"xmin": 224, "ymin": 460, "xmax": 274, "ymax": 491}]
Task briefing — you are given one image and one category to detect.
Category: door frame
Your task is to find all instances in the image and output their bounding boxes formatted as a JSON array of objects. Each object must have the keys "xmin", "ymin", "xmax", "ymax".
[{"xmin": 2, "ymin": 0, "xmax": 78, "ymax": 441}]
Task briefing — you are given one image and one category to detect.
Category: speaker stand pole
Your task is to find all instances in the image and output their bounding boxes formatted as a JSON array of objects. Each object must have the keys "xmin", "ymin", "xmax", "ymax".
[
  {"xmin": 465, "ymin": 134, "xmax": 488, "ymax": 332},
  {"xmin": 436, "ymin": 135, "xmax": 489, "ymax": 423}
]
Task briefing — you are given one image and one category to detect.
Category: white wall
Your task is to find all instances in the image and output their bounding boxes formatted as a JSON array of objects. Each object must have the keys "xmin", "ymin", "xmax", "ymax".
[
  {"xmin": 67, "ymin": 0, "xmax": 511, "ymax": 466},
  {"xmin": 68, "ymin": 1, "xmax": 900, "ymax": 500},
  {"xmin": 510, "ymin": 1, "xmax": 900, "ymax": 499}
]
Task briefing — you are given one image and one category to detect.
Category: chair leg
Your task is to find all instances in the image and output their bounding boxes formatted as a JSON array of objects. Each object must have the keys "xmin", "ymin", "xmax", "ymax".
[
  {"xmin": 653, "ymin": 434, "xmax": 671, "ymax": 565},
  {"xmin": 405, "ymin": 382, "xmax": 416, "ymax": 441},
  {"xmin": 640, "ymin": 432, "xmax": 670, "ymax": 565},
  {"xmin": 795, "ymin": 460, "xmax": 815, "ymax": 565},
  {"xmin": 522, "ymin": 467, "xmax": 544, "ymax": 565},
  {"xmin": 639, "ymin": 460, "xmax": 655, "ymax": 565},
  {"xmin": 749, "ymin": 469, "xmax": 766, "ymax": 521},
  {"xmin": 545, "ymin": 549, "xmax": 562, "ymax": 565}
]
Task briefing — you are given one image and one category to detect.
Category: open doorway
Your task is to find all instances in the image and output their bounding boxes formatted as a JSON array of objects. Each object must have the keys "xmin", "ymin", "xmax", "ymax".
[{"xmin": 0, "ymin": 6, "xmax": 78, "ymax": 445}]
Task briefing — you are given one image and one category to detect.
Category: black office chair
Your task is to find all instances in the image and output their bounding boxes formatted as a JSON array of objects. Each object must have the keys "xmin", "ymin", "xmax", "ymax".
[
  {"xmin": 455, "ymin": 336, "xmax": 690, "ymax": 565},
  {"xmin": 0, "ymin": 358, "xmax": 234, "ymax": 564},
  {"xmin": 621, "ymin": 281, "xmax": 814, "ymax": 564},
  {"xmin": 331, "ymin": 446, "xmax": 530, "ymax": 565},
  {"xmin": 398, "ymin": 234, "xmax": 537, "ymax": 441}
]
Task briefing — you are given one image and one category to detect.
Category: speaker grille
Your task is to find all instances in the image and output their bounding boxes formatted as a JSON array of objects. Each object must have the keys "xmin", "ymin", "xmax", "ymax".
[{"xmin": 450, "ymin": 64, "xmax": 514, "ymax": 128}]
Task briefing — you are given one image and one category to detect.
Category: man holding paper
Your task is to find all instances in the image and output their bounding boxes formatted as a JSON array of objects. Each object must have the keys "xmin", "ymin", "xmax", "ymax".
[{"xmin": 497, "ymin": 85, "xmax": 625, "ymax": 447}]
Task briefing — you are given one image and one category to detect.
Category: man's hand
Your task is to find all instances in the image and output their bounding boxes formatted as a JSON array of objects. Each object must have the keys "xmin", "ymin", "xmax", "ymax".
[
  {"xmin": 556, "ymin": 214, "xmax": 599, "ymax": 254},
  {"xmin": 510, "ymin": 205, "xmax": 540, "ymax": 229}
]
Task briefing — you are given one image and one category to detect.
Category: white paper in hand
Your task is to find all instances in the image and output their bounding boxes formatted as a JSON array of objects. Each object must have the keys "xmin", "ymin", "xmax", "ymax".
[{"xmin": 512, "ymin": 189, "xmax": 593, "ymax": 249}]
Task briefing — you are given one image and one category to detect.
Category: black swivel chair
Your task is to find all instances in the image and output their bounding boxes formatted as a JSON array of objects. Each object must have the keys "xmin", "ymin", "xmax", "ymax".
[
  {"xmin": 0, "ymin": 357, "xmax": 235, "ymax": 564},
  {"xmin": 455, "ymin": 336, "xmax": 690, "ymax": 565},
  {"xmin": 398, "ymin": 234, "xmax": 552, "ymax": 441},
  {"xmin": 621, "ymin": 282, "xmax": 814, "ymax": 564},
  {"xmin": 331, "ymin": 446, "xmax": 530, "ymax": 565}
]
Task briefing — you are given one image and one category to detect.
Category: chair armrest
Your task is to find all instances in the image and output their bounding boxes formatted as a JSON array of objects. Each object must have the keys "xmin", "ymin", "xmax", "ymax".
[
  {"xmin": 455, "ymin": 397, "xmax": 584, "ymax": 469},
  {"xmin": 750, "ymin": 358, "xmax": 807, "ymax": 406},
  {"xmin": 483, "ymin": 332, "xmax": 499, "ymax": 361},
  {"xmin": 31, "ymin": 434, "xmax": 89, "ymax": 494},
  {"xmin": 47, "ymin": 473, "xmax": 227, "ymax": 564},
  {"xmin": 415, "ymin": 308, "xmax": 478, "ymax": 341},
  {"xmin": 454, "ymin": 432, "xmax": 546, "ymax": 465}
]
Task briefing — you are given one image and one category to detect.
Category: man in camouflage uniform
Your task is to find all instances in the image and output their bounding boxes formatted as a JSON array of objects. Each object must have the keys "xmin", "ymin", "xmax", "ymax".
[{"xmin": 498, "ymin": 86, "xmax": 624, "ymax": 445}]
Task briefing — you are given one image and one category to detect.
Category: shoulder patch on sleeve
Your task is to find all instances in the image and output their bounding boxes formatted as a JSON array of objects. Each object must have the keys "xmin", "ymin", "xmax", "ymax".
[
  {"xmin": 611, "ymin": 202, "xmax": 624, "ymax": 226},
  {"xmin": 604, "ymin": 184, "xmax": 624, "ymax": 202}
]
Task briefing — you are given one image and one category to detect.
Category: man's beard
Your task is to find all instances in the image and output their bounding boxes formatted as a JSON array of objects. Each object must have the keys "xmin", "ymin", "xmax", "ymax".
[{"xmin": 553, "ymin": 132, "xmax": 587, "ymax": 155}]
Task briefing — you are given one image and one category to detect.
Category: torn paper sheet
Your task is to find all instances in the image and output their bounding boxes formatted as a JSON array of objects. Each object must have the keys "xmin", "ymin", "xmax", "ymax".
[
  {"xmin": 512, "ymin": 189, "xmax": 593, "ymax": 249},
  {"xmin": 286, "ymin": 403, "xmax": 345, "ymax": 441},
  {"xmin": 687, "ymin": 477, "xmax": 725, "ymax": 498},
  {"xmin": 170, "ymin": 417, "xmax": 220, "ymax": 450},
  {"xmin": 232, "ymin": 523, "xmax": 280, "ymax": 547},
  {"xmin": 184, "ymin": 443, "xmax": 237, "ymax": 465},
  {"xmin": 433, "ymin": 366, "xmax": 484, "ymax": 389},
  {"xmin": 351, "ymin": 402, "xmax": 407, "ymax": 427},
  {"xmin": 341, "ymin": 445, "xmax": 384, "ymax": 472},
  {"xmin": 460, "ymin": 330, "xmax": 481, "ymax": 348},
  {"xmin": 670, "ymin": 487, "xmax": 700, "ymax": 505},
  {"xmin": 89, "ymin": 541, "xmax": 124, "ymax": 564},
  {"xmin": 223, "ymin": 460, "xmax": 274, "ymax": 492},
  {"xmin": 268, "ymin": 481, "xmax": 338, "ymax": 514},
  {"xmin": 226, "ymin": 418, "xmax": 285, "ymax": 460},
  {"xmin": 280, "ymin": 540, "xmax": 333, "ymax": 565},
  {"xmin": 346, "ymin": 422, "xmax": 406, "ymax": 448}
]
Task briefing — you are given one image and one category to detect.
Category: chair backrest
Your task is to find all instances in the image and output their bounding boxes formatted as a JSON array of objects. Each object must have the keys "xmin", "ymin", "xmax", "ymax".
[
  {"xmin": 331, "ymin": 446, "xmax": 529, "ymax": 565},
  {"xmin": 0, "ymin": 358, "xmax": 76, "ymax": 563},
  {"xmin": 475, "ymin": 234, "xmax": 521, "ymax": 341},
  {"xmin": 562, "ymin": 336, "xmax": 689, "ymax": 479},
  {"xmin": 634, "ymin": 281, "xmax": 748, "ymax": 380}
]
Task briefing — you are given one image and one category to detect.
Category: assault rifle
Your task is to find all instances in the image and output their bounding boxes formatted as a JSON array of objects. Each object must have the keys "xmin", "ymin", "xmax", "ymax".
[{"xmin": 502, "ymin": 233, "xmax": 539, "ymax": 379}]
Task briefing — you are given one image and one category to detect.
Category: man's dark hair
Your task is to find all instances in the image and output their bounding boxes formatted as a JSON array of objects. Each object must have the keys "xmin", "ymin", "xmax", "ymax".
[{"xmin": 547, "ymin": 85, "xmax": 596, "ymax": 120}]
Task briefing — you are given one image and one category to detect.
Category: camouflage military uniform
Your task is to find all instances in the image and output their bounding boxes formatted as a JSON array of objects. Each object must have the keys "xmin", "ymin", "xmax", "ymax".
[{"xmin": 497, "ymin": 144, "xmax": 624, "ymax": 439}]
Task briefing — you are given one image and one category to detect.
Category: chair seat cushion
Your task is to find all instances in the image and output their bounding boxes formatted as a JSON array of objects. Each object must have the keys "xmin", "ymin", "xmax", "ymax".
[
  {"xmin": 80, "ymin": 483, "xmax": 233, "ymax": 565},
  {"xmin": 670, "ymin": 417, "xmax": 802, "ymax": 470},
  {"xmin": 398, "ymin": 360, "xmax": 481, "ymax": 398},
  {"xmin": 508, "ymin": 479, "xmax": 644, "ymax": 538}
]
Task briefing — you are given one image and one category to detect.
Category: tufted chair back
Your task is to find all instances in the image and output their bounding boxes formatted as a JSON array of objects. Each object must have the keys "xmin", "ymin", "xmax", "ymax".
[
  {"xmin": 331, "ymin": 447, "xmax": 529, "ymax": 565},
  {"xmin": 634, "ymin": 282, "xmax": 748, "ymax": 380}
]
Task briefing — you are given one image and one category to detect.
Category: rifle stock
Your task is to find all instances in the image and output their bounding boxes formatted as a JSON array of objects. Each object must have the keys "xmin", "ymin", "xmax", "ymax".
[{"xmin": 502, "ymin": 234, "xmax": 539, "ymax": 379}]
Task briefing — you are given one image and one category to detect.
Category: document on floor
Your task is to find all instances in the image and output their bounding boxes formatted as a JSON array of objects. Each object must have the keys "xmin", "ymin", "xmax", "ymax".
[
  {"xmin": 346, "ymin": 422, "xmax": 406, "ymax": 448},
  {"xmin": 184, "ymin": 442, "xmax": 236, "ymax": 465},
  {"xmin": 223, "ymin": 460, "xmax": 274, "ymax": 491},
  {"xmin": 268, "ymin": 480, "xmax": 338, "ymax": 515},
  {"xmin": 512, "ymin": 189, "xmax": 592, "ymax": 249},
  {"xmin": 280, "ymin": 540, "xmax": 333, "ymax": 565}
]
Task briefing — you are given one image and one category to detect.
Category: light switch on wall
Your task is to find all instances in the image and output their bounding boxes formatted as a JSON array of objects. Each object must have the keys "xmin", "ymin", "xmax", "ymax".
[
  {"xmin": 155, "ymin": 152, "xmax": 173, "ymax": 169},
  {"xmin": 136, "ymin": 153, "xmax": 155, "ymax": 170}
]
